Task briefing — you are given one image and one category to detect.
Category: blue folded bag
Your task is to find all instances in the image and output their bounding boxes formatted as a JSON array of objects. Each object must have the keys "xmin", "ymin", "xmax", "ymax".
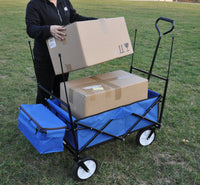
[{"xmin": 18, "ymin": 104, "xmax": 67, "ymax": 154}]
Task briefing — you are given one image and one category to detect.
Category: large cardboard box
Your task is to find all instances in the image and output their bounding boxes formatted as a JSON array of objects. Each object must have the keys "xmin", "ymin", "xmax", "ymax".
[
  {"xmin": 46, "ymin": 17, "xmax": 133, "ymax": 75},
  {"xmin": 60, "ymin": 70, "xmax": 148, "ymax": 119}
]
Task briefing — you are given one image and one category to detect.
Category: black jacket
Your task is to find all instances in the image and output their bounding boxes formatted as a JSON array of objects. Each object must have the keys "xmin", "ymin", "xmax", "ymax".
[{"xmin": 26, "ymin": 0, "xmax": 96, "ymax": 58}]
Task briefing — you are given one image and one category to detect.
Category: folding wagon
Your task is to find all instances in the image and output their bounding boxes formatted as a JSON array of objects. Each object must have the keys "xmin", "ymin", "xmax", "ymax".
[{"xmin": 18, "ymin": 17, "xmax": 175, "ymax": 180}]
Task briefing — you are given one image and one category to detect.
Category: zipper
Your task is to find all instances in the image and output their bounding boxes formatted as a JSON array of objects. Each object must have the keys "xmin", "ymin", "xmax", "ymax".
[
  {"xmin": 48, "ymin": 0, "xmax": 63, "ymax": 25},
  {"xmin": 57, "ymin": 8, "xmax": 63, "ymax": 24}
]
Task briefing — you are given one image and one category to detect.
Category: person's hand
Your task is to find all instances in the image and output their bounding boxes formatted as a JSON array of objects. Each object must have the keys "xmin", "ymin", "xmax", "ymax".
[{"xmin": 50, "ymin": 25, "xmax": 66, "ymax": 41}]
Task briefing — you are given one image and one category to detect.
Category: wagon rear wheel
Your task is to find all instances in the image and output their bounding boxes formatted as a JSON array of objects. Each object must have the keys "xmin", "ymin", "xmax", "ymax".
[
  {"xmin": 136, "ymin": 128, "xmax": 156, "ymax": 146},
  {"xmin": 73, "ymin": 156, "xmax": 97, "ymax": 180}
]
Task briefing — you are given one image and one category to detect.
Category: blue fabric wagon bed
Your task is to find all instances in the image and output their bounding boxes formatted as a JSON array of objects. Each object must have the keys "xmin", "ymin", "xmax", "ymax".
[
  {"xmin": 18, "ymin": 89, "xmax": 160, "ymax": 155},
  {"xmin": 49, "ymin": 89, "xmax": 160, "ymax": 152}
]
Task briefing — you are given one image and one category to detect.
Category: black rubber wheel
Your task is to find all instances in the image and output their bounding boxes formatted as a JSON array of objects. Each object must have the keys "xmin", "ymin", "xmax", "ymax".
[
  {"xmin": 73, "ymin": 156, "xmax": 97, "ymax": 180},
  {"xmin": 136, "ymin": 128, "xmax": 156, "ymax": 146}
]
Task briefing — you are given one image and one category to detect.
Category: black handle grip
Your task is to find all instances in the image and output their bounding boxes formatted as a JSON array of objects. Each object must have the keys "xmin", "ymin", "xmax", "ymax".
[{"xmin": 155, "ymin": 17, "xmax": 175, "ymax": 36}]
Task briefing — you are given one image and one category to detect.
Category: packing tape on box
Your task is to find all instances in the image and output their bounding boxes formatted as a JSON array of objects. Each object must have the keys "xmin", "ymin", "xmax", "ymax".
[
  {"xmin": 62, "ymin": 39, "xmax": 67, "ymax": 45},
  {"xmin": 99, "ymin": 18, "xmax": 108, "ymax": 34},
  {"xmin": 66, "ymin": 75, "xmax": 123, "ymax": 104},
  {"xmin": 69, "ymin": 88, "xmax": 74, "ymax": 104},
  {"xmin": 65, "ymin": 64, "xmax": 72, "ymax": 72},
  {"xmin": 90, "ymin": 76, "xmax": 121, "ymax": 100}
]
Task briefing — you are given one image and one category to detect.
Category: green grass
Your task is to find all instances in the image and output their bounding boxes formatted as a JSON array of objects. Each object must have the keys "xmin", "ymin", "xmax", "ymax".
[{"xmin": 0, "ymin": 0, "xmax": 200, "ymax": 184}]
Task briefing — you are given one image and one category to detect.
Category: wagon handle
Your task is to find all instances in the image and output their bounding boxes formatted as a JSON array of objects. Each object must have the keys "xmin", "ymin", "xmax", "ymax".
[
  {"xmin": 148, "ymin": 17, "xmax": 174, "ymax": 80},
  {"xmin": 155, "ymin": 17, "xmax": 175, "ymax": 37}
]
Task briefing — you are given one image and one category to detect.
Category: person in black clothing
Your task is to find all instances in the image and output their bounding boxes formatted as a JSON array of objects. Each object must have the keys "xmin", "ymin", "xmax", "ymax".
[{"xmin": 26, "ymin": 0, "xmax": 96, "ymax": 105}]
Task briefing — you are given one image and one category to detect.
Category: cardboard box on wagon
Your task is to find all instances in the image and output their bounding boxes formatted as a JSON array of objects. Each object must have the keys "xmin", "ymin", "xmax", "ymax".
[
  {"xmin": 46, "ymin": 17, "xmax": 133, "ymax": 75},
  {"xmin": 60, "ymin": 70, "xmax": 148, "ymax": 119}
]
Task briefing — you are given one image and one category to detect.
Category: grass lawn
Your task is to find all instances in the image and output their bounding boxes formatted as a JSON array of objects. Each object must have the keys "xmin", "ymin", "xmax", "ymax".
[{"xmin": 0, "ymin": 0, "xmax": 199, "ymax": 184}]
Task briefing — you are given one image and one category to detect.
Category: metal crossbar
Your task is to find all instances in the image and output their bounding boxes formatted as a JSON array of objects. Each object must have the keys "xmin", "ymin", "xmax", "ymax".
[
  {"xmin": 76, "ymin": 120, "xmax": 124, "ymax": 153},
  {"xmin": 123, "ymin": 95, "xmax": 162, "ymax": 138}
]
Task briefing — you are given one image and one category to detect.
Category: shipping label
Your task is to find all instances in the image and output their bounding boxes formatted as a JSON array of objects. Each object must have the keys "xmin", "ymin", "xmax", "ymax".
[{"xmin": 48, "ymin": 38, "xmax": 57, "ymax": 49}]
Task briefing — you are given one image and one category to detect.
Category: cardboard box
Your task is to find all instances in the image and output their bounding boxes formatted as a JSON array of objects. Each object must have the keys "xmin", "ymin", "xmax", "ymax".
[
  {"xmin": 46, "ymin": 17, "xmax": 133, "ymax": 75},
  {"xmin": 60, "ymin": 70, "xmax": 148, "ymax": 119}
]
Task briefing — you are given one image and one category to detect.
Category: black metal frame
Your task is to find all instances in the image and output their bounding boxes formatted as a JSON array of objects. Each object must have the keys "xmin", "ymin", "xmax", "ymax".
[
  {"xmin": 130, "ymin": 17, "xmax": 175, "ymax": 124},
  {"xmin": 28, "ymin": 17, "xmax": 175, "ymax": 163},
  {"xmin": 72, "ymin": 94, "xmax": 161, "ymax": 154}
]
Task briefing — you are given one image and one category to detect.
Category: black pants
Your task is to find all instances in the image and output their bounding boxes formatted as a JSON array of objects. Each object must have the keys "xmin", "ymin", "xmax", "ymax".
[{"xmin": 33, "ymin": 56, "xmax": 68, "ymax": 105}]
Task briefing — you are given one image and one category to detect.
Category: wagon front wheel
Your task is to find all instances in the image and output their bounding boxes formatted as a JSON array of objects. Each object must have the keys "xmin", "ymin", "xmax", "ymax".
[
  {"xmin": 136, "ymin": 128, "xmax": 156, "ymax": 146},
  {"xmin": 73, "ymin": 156, "xmax": 97, "ymax": 180}
]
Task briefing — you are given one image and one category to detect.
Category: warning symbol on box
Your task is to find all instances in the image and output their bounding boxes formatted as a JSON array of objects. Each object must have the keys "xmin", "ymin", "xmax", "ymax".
[
  {"xmin": 124, "ymin": 43, "xmax": 129, "ymax": 52},
  {"xmin": 119, "ymin": 43, "xmax": 129, "ymax": 54}
]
